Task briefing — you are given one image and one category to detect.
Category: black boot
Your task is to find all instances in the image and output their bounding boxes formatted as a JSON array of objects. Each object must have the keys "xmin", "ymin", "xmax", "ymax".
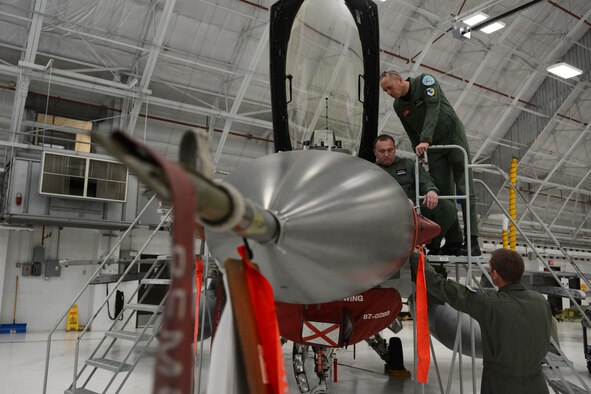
[
  {"xmin": 440, "ymin": 242, "xmax": 463, "ymax": 256},
  {"xmin": 426, "ymin": 238, "xmax": 443, "ymax": 255},
  {"xmin": 427, "ymin": 245, "xmax": 441, "ymax": 255},
  {"xmin": 459, "ymin": 236, "xmax": 481, "ymax": 256}
]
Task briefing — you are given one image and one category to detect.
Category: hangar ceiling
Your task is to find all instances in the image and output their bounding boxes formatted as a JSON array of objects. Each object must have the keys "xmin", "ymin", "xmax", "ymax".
[{"xmin": 0, "ymin": 0, "xmax": 590, "ymax": 247}]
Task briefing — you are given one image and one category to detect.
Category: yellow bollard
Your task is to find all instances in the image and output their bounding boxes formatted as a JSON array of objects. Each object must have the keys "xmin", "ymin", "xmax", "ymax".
[{"xmin": 509, "ymin": 158, "xmax": 517, "ymax": 251}]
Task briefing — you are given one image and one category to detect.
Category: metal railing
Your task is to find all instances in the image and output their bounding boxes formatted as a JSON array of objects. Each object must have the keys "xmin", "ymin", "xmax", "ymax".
[
  {"xmin": 42, "ymin": 194, "xmax": 160, "ymax": 393},
  {"xmin": 411, "ymin": 145, "xmax": 590, "ymax": 393},
  {"xmin": 412, "ymin": 144, "xmax": 480, "ymax": 394}
]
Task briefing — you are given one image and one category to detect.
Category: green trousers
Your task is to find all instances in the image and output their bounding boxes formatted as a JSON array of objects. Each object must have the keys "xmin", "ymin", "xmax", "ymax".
[
  {"xmin": 421, "ymin": 198, "xmax": 463, "ymax": 249},
  {"xmin": 428, "ymin": 144, "xmax": 479, "ymax": 238}
]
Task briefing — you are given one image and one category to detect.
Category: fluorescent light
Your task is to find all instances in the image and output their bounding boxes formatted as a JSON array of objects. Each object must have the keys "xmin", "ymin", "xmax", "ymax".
[
  {"xmin": 547, "ymin": 62, "xmax": 583, "ymax": 79},
  {"xmin": 0, "ymin": 225, "xmax": 33, "ymax": 231},
  {"xmin": 463, "ymin": 12, "xmax": 488, "ymax": 27},
  {"xmin": 480, "ymin": 21, "xmax": 505, "ymax": 34}
]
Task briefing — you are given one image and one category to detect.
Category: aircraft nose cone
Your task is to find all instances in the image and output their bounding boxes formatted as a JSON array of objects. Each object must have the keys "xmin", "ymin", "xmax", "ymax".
[
  {"xmin": 415, "ymin": 214, "xmax": 441, "ymax": 246},
  {"xmin": 206, "ymin": 150, "xmax": 415, "ymax": 304}
]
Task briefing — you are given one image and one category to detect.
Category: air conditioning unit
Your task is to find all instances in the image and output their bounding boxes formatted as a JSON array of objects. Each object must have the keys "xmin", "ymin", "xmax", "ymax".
[{"xmin": 39, "ymin": 152, "xmax": 128, "ymax": 202}]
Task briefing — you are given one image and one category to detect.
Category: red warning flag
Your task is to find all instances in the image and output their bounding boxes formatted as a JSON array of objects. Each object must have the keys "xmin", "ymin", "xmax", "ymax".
[
  {"xmin": 416, "ymin": 249, "xmax": 430, "ymax": 383},
  {"xmin": 237, "ymin": 245, "xmax": 289, "ymax": 394},
  {"xmin": 194, "ymin": 255, "xmax": 204, "ymax": 380}
]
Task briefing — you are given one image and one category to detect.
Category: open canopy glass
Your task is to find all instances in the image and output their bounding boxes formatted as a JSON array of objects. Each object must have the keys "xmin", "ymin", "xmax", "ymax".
[
  {"xmin": 285, "ymin": 0, "xmax": 364, "ymax": 154},
  {"xmin": 270, "ymin": 0, "xmax": 380, "ymax": 161}
]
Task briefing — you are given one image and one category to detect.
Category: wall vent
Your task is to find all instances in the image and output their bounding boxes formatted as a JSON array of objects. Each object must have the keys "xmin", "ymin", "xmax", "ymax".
[{"xmin": 39, "ymin": 152, "xmax": 128, "ymax": 202}]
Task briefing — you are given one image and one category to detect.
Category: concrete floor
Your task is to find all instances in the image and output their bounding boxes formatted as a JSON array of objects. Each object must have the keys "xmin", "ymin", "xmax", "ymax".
[{"xmin": 1, "ymin": 321, "xmax": 590, "ymax": 393}]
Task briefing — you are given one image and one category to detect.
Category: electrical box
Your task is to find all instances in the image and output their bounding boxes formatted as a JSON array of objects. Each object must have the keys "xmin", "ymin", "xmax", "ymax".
[
  {"xmin": 31, "ymin": 245, "xmax": 45, "ymax": 277},
  {"xmin": 45, "ymin": 260, "xmax": 61, "ymax": 277},
  {"xmin": 33, "ymin": 245, "xmax": 45, "ymax": 264},
  {"xmin": 21, "ymin": 263, "xmax": 32, "ymax": 276}
]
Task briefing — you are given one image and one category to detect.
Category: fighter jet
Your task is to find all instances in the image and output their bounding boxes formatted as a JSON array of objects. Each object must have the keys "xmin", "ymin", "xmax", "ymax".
[{"xmin": 92, "ymin": 1, "xmax": 482, "ymax": 393}]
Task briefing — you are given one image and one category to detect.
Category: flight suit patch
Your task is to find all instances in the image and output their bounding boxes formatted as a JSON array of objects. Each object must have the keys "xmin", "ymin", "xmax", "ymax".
[
  {"xmin": 422, "ymin": 75, "xmax": 435, "ymax": 86},
  {"xmin": 426, "ymin": 88, "xmax": 435, "ymax": 97},
  {"xmin": 396, "ymin": 169, "xmax": 406, "ymax": 176},
  {"xmin": 414, "ymin": 98, "xmax": 424, "ymax": 107},
  {"xmin": 402, "ymin": 108, "xmax": 412, "ymax": 117}
]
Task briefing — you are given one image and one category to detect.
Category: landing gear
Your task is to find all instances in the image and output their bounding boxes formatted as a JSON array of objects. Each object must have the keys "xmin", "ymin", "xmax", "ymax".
[
  {"xmin": 292, "ymin": 343, "xmax": 334, "ymax": 393},
  {"xmin": 366, "ymin": 333, "xmax": 410, "ymax": 377},
  {"xmin": 293, "ymin": 343, "xmax": 310, "ymax": 393}
]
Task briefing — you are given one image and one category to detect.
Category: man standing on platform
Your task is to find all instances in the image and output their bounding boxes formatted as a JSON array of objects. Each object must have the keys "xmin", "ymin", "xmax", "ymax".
[{"xmin": 380, "ymin": 70, "xmax": 481, "ymax": 255}]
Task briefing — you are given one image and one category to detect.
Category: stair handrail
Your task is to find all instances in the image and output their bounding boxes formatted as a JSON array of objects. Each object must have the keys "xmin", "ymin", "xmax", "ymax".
[
  {"xmin": 545, "ymin": 336, "xmax": 590, "ymax": 393},
  {"xmin": 73, "ymin": 256, "xmax": 170, "ymax": 391},
  {"xmin": 42, "ymin": 194, "xmax": 157, "ymax": 394},
  {"xmin": 474, "ymin": 177, "xmax": 591, "ymax": 329},
  {"xmin": 71, "ymin": 208, "xmax": 173, "ymax": 391}
]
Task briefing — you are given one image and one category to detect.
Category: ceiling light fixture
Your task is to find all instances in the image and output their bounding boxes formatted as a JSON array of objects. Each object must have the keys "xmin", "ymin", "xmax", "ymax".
[
  {"xmin": 463, "ymin": 12, "xmax": 488, "ymax": 27},
  {"xmin": 0, "ymin": 225, "xmax": 34, "ymax": 232},
  {"xmin": 547, "ymin": 62, "xmax": 583, "ymax": 79},
  {"xmin": 480, "ymin": 21, "xmax": 505, "ymax": 34}
]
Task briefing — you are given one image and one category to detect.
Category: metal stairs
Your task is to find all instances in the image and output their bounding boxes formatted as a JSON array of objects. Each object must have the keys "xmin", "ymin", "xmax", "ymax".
[
  {"xmin": 411, "ymin": 149, "xmax": 591, "ymax": 393},
  {"xmin": 43, "ymin": 195, "xmax": 176, "ymax": 394},
  {"xmin": 63, "ymin": 270, "xmax": 169, "ymax": 394},
  {"xmin": 63, "ymin": 258, "xmax": 171, "ymax": 393},
  {"xmin": 544, "ymin": 339, "xmax": 590, "ymax": 394}
]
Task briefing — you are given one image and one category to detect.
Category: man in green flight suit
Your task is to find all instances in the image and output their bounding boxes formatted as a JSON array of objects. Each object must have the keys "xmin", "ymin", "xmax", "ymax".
[
  {"xmin": 380, "ymin": 70, "xmax": 480, "ymax": 256},
  {"xmin": 411, "ymin": 248, "xmax": 552, "ymax": 393},
  {"xmin": 373, "ymin": 134, "xmax": 463, "ymax": 255}
]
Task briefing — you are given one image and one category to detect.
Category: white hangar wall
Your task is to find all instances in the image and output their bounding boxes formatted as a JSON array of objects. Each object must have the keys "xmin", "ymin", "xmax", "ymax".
[{"xmin": 0, "ymin": 226, "xmax": 177, "ymax": 331}]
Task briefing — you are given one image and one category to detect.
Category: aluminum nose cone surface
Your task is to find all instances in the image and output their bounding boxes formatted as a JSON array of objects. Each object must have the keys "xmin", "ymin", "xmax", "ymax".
[{"xmin": 206, "ymin": 150, "xmax": 414, "ymax": 304}]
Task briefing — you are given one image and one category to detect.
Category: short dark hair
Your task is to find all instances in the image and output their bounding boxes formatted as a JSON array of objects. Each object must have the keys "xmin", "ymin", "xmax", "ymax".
[
  {"xmin": 373, "ymin": 134, "xmax": 396, "ymax": 149},
  {"xmin": 380, "ymin": 70, "xmax": 402, "ymax": 80},
  {"xmin": 489, "ymin": 249, "xmax": 524, "ymax": 284}
]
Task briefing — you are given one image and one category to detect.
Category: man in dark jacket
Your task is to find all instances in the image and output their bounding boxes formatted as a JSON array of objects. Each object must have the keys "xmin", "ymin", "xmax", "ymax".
[
  {"xmin": 374, "ymin": 134, "xmax": 462, "ymax": 255},
  {"xmin": 412, "ymin": 248, "xmax": 552, "ymax": 393},
  {"xmin": 380, "ymin": 70, "xmax": 480, "ymax": 256}
]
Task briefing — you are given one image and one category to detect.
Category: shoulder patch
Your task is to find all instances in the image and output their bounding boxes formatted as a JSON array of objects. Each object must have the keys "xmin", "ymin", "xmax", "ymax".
[
  {"xmin": 422, "ymin": 75, "xmax": 435, "ymax": 86},
  {"xmin": 426, "ymin": 87, "xmax": 435, "ymax": 97}
]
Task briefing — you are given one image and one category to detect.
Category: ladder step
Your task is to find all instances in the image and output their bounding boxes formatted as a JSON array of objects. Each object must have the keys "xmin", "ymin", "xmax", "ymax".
[
  {"xmin": 86, "ymin": 357, "xmax": 132, "ymax": 373},
  {"xmin": 546, "ymin": 352, "xmax": 573, "ymax": 368},
  {"xmin": 547, "ymin": 380, "xmax": 588, "ymax": 394},
  {"xmin": 141, "ymin": 278, "xmax": 171, "ymax": 286},
  {"xmin": 105, "ymin": 330, "xmax": 152, "ymax": 341},
  {"xmin": 427, "ymin": 255, "xmax": 489, "ymax": 263},
  {"xmin": 124, "ymin": 303, "xmax": 163, "ymax": 313},
  {"xmin": 65, "ymin": 388, "xmax": 98, "ymax": 394}
]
